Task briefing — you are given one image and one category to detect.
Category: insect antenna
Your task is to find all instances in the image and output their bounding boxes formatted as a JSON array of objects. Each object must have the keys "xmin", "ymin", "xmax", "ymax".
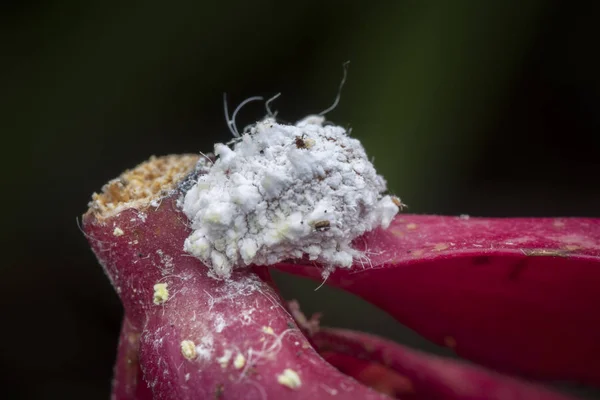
[
  {"xmin": 318, "ymin": 60, "xmax": 350, "ymax": 116},
  {"xmin": 223, "ymin": 93, "xmax": 264, "ymax": 137},
  {"xmin": 265, "ymin": 92, "xmax": 281, "ymax": 118}
]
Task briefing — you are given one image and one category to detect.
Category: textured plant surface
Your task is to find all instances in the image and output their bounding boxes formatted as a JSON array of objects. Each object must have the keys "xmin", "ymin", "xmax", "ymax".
[{"xmin": 83, "ymin": 154, "xmax": 600, "ymax": 399}]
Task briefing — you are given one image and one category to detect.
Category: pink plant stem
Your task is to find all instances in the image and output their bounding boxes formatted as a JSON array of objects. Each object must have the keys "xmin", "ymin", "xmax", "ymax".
[
  {"xmin": 84, "ymin": 196, "xmax": 386, "ymax": 400},
  {"xmin": 275, "ymin": 215, "xmax": 600, "ymax": 385}
]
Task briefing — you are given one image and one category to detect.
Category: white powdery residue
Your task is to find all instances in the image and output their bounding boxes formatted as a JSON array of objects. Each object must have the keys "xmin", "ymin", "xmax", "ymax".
[
  {"xmin": 213, "ymin": 314, "xmax": 227, "ymax": 333},
  {"xmin": 137, "ymin": 212, "xmax": 147, "ymax": 222},
  {"xmin": 239, "ymin": 308, "xmax": 256, "ymax": 326},
  {"xmin": 182, "ymin": 115, "xmax": 400, "ymax": 278},
  {"xmin": 205, "ymin": 275, "xmax": 262, "ymax": 313},
  {"xmin": 195, "ymin": 335, "xmax": 214, "ymax": 361},
  {"xmin": 156, "ymin": 249, "xmax": 175, "ymax": 275},
  {"xmin": 113, "ymin": 227, "xmax": 124, "ymax": 236},
  {"xmin": 217, "ymin": 349, "xmax": 233, "ymax": 369}
]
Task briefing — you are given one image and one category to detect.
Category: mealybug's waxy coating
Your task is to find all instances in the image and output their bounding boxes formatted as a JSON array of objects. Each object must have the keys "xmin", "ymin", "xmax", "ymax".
[{"xmin": 182, "ymin": 115, "xmax": 399, "ymax": 278}]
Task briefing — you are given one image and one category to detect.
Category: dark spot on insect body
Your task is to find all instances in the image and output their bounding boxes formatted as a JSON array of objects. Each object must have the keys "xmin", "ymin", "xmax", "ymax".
[
  {"xmin": 295, "ymin": 134, "xmax": 315, "ymax": 149},
  {"xmin": 295, "ymin": 135, "xmax": 307, "ymax": 149},
  {"xmin": 314, "ymin": 220, "xmax": 330, "ymax": 231}
]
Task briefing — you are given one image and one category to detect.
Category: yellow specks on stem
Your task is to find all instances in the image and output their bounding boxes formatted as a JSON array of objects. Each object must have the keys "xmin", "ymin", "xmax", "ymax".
[
  {"xmin": 392, "ymin": 228, "xmax": 405, "ymax": 238},
  {"xmin": 411, "ymin": 249, "xmax": 425, "ymax": 257},
  {"xmin": 277, "ymin": 368, "xmax": 302, "ymax": 389},
  {"xmin": 180, "ymin": 340, "xmax": 197, "ymax": 360},
  {"xmin": 233, "ymin": 353, "xmax": 246, "ymax": 369},
  {"xmin": 153, "ymin": 283, "xmax": 169, "ymax": 305},
  {"xmin": 262, "ymin": 326, "xmax": 274, "ymax": 335},
  {"xmin": 433, "ymin": 243, "xmax": 449, "ymax": 252},
  {"xmin": 217, "ymin": 350, "xmax": 232, "ymax": 369},
  {"xmin": 406, "ymin": 223, "xmax": 418, "ymax": 230}
]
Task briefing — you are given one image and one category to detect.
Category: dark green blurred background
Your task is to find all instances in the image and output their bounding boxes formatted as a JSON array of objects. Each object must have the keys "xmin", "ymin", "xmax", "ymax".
[{"xmin": 1, "ymin": 1, "xmax": 599, "ymax": 398}]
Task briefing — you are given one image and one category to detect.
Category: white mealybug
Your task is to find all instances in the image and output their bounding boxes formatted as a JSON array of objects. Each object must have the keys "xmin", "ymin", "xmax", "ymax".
[{"xmin": 180, "ymin": 111, "xmax": 400, "ymax": 279}]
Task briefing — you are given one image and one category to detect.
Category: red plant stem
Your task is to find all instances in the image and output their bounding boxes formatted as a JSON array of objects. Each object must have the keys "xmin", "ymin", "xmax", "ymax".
[
  {"xmin": 274, "ymin": 215, "xmax": 600, "ymax": 385},
  {"xmin": 84, "ymin": 196, "xmax": 386, "ymax": 400},
  {"xmin": 113, "ymin": 317, "xmax": 153, "ymax": 400}
]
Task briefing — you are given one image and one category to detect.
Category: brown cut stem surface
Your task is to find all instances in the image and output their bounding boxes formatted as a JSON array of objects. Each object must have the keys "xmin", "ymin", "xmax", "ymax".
[{"xmin": 87, "ymin": 154, "xmax": 199, "ymax": 220}]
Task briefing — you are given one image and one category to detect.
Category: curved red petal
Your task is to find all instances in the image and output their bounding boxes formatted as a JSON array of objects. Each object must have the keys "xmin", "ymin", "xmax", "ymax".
[
  {"xmin": 313, "ymin": 328, "xmax": 577, "ymax": 400},
  {"xmin": 274, "ymin": 215, "xmax": 600, "ymax": 385},
  {"xmin": 320, "ymin": 352, "xmax": 416, "ymax": 398}
]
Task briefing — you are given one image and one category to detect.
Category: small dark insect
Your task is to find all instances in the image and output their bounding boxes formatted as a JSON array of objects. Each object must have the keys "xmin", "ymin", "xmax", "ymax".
[
  {"xmin": 392, "ymin": 196, "xmax": 407, "ymax": 211},
  {"xmin": 314, "ymin": 220, "xmax": 330, "ymax": 231},
  {"xmin": 295, "ymin": 135, "xmax": 307, "ymax": 149},
  {"xmin": 295, "ymin": 134, "xmax": 315, "ymax": 149}
]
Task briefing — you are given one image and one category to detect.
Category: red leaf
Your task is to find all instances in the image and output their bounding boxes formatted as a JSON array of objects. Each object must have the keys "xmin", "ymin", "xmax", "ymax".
[{"xmin": 274, "ymin": 215, "xmax": 600, "ymax": 385}]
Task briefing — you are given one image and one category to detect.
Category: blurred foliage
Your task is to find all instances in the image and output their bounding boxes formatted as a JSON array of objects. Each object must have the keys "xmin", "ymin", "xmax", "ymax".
[{"xmin": 1, "ymin": 0, "xmax": 599, "ymax": 398}]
